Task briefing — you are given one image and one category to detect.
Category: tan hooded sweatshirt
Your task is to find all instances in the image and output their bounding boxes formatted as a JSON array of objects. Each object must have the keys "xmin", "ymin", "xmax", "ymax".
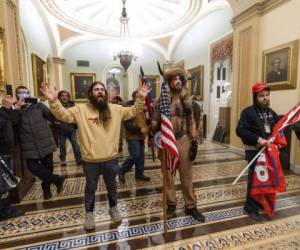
[{"xmin": 49, "ymin": 97, "xmax": 144, "ymax": 162}]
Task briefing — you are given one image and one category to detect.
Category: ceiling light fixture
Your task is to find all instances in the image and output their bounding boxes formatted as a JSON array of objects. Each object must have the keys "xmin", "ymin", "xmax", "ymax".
[{"xmin": 113, "ymin": 0, "xmax": 137, "ymax": 72}]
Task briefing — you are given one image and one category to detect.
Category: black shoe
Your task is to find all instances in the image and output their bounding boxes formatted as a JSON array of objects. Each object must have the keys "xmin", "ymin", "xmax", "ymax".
[
  {"xmin": 119, "ymin": 173, "xmax": 126, "ymax": 184},
  {"xmin": 44, "ymin": 192, "xmax": 52, "ymax": 200},
  {"xmin": 167, "ymin": 205, "xmax": 176, "ymax": 220},
  {"xmin": 0, "ymin": 207, "xmax": 25, "ymax": 221},
  {"xmin": 53, "ymin": 176, "xmax": 65, "ymax": 194},
  {"xmin": 244, "ymin": 210, "xmax": 266, "ymax": 222},
  {"xmin": 76, "ymin": 160, "xmax": 84, "ymax": 166},
  {"xmin": 185, "ymin": 207, "xmax": 205, "ymax": 222},
  {"xmin": 135, "ymin": 175, "xmax": 150, "ymax": 182}
]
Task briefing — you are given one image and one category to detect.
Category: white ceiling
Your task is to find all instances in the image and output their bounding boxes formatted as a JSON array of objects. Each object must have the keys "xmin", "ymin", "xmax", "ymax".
[{"xmin": 40, "ymin": 0, "xmax": 203, "ymax": 38}]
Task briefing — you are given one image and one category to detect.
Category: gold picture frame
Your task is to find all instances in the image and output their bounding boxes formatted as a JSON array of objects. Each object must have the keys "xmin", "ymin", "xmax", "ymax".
[
  {"xmin": 188, "ymin": 65, "xmax": 204, "ymax": 101},
  {"xmin": 31, "ymin": 53, "xmax": 47, "ymax": 98},
  {"xmin": 70, "ymin": 72, "xmax": 96, "ymax": 101},
  {"xmin": 262, "ymin": 40, "xmax": 299, "ymax": 90},
  {"xmin": 0, "ymin": 27, "xmax": 6, "ymax": 92},
  {"xmin": 144, "ymin": 75, "xmax": 161, "ymax": 102}
]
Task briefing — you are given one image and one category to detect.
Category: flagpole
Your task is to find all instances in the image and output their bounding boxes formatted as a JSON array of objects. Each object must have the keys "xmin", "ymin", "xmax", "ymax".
[
  {"xmin": 232, "ymin": 102, "xmax": 300, "ymax": 185},
  {"xmin": 161, "ymin": 148, "xmax": 168, "ymax": 235}
]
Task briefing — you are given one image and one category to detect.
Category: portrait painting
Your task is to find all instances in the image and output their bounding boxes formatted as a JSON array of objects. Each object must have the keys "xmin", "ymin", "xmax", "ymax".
[
  {"xmin": 143, "ymin": 75, "xmax": 160, "ymax": 102},
  {"xmin": 31, "ymin": 53, "xmax": 47, "ymax": 98},
  {"xmin": 188, "ymin": 65, "xmax": 204, "ymax": 101},
  {"xmin": 262, "ymin": 40, "xmax": 298, "ymax": 90},
  {"xmin": 70, "ymin": 73, "xmax": 96, "ymax": 101}
]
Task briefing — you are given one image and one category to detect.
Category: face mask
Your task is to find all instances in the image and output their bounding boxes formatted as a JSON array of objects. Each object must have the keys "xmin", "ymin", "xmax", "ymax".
[{"xmin": 17, "ymin": 93, "xmax": 30, "ymax": 99}]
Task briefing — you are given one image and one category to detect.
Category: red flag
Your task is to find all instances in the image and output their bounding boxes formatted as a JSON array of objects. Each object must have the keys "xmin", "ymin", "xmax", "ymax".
[{"xmin": 250, "ymin": 102, "xmax": 300, "ymax": 218}]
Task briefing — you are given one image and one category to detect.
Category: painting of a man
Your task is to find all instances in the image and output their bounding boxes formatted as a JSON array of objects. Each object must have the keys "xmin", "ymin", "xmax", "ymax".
[
  {"xmin": 71, "ymin": 73, "xmax": 96, "ymax": 101},
  {"xmin": 267, "ymin": 57, "xmax": 288, "ymax": 83}
]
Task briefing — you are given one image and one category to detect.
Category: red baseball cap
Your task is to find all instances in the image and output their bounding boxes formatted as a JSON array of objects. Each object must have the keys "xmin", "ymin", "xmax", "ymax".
[{"xmin": 252, "ymin": 82, "xmax": 270, "ymax": 93}]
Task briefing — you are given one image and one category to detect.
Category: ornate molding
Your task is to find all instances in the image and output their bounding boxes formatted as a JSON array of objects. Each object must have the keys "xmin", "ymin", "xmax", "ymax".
[
  {"xmin": 232, "ymin": 0, "xmax": 290, "ymax": 27},
  {"xmin": 51, "ymin": 57, "xmax": 66, "ymax": 65}
]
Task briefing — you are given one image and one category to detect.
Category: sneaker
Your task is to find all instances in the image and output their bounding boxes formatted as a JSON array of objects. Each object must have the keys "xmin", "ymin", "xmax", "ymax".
[
  {"xmin": 83, "ymin": 212, "xmax": 95, "ymax": 230},
  {"xmin": 109, "ymin": 206, "xmax": 122, "ymax": 223},
  {"xmin": 61, "ymin": 161, "xmax": 67, "ymax": 167},
  {"xmin": 167, "ymin": 205, "xmax": 176, "ymax": 220},
  {"xmin": 185, "ymin": 207, "xmax": 205, "ymax": 222},
  {"xmin": 135, "ymin": 175, "xmax": 150, "ymax": 182},
  {"xmin": 119, "ymin": 173, "xmax": 126, "ymax": 184}
]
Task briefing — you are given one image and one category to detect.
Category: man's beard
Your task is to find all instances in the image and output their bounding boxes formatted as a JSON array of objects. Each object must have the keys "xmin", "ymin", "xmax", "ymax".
[
  {"xmin": 88, "ymin": 94, "xmax": 111, "ymax": 126},
  {"xmin": 258, "ymin": 101, "xmax": 270, "ymax": 109},
  {"xmin": 169, "ymin": 84, "xmax": 182, "ymax": 94}
]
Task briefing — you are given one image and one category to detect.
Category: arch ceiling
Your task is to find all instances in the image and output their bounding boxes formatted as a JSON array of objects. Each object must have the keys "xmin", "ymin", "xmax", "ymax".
[{"xmin": 40, "ymin": 0, "xmax": 202, "ymax": 39}]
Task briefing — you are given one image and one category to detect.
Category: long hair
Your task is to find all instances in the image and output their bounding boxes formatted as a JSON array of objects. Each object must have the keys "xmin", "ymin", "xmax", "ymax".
[{"xmin": 88, "ymin": 81, "xmax": 111, "ymax": 127}]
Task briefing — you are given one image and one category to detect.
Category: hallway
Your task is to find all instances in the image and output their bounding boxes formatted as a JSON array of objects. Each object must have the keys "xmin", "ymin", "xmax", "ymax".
[{"xmin": 1, "ymin": 140, "xmax": 300, "ymax": 249}]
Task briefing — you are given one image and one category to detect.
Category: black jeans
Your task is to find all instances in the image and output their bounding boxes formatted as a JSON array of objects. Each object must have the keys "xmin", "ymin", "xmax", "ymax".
[
  {"xmin": 26, "ymin": 153, "xmax": 56, "ymax": 193},
  {"xmin": 83, "ymin": 159, "xmax": 118, "ymax": 212},
  {"xmin": 119, "ymin": 140, "xmax": 145, "ymax": 178},
  {"xmin": 244, "ymin": 150, "xmax": 263, "ymax": 213}
]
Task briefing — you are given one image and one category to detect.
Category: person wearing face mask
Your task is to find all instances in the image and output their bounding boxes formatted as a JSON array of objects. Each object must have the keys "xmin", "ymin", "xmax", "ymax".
[
  {"xmin": 151, "ymin": 67, "xmax": 205, "ymax": 222},
  {"xmin": 236, "ymin": 82, "xmax": 279, "ymax": 220},
  {"xmin": 13, "ymin": 86, "xmax": 65, "ymax": 200}
]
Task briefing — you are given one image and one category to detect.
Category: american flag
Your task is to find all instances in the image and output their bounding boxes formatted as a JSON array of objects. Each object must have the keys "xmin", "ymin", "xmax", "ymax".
[{"xmin": 160, "ymin": 81, "xmax": 179, "ymax": 175}]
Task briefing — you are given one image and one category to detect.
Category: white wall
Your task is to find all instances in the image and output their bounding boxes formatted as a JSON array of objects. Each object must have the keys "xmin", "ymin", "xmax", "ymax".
[
  {"xmin": 172, "ymin": 8, "xmax": 233, "ymax": 114},
  {"xmin": 19, "ymin": 0, "xmax": 53, "ymax": 91},
  {"xmin": 62, "ymin": 40, "xmax": 165, "ymax": 99}
]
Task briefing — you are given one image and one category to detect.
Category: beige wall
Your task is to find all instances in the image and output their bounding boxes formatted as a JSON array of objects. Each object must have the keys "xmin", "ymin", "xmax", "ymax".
[{"xmin": 230, "ymin": 0, "xmax": 300, "ymax": 168}]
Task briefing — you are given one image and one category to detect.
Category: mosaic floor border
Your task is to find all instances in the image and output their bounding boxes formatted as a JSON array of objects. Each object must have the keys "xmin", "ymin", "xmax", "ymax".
[
  {"xmin": 15, "ymin": 196, "xmax": 300, "ymax": 250},
  {"xmin": 144, "ymin": 214, "xmax": 300, "ymax": 250},
  {"xmin": 22, "ymin": 160, "xmax": 248, "ymax": 202}
]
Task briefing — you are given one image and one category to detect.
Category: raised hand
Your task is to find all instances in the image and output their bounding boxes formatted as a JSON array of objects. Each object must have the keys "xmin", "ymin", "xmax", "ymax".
[
  {"xmin": 40, "ymin": 82, "xmax": 58, "ymax": 101},
  {"xmin": 2, "ymin": 95, "xmax": 14, "ymax": 109},
  {"xmin": 138, "ymin": 82, "xmax": 151, "ymax": 99}
]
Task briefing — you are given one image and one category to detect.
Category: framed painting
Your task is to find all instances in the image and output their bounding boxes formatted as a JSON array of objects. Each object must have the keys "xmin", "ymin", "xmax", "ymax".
[
  {"xmin": 262, "ymin": 40, "xmax": 298, "ymax": 90},
  {"xmin": 31, "ymin": 53, "xmax": 47, "ymax": 98},
  {"xmin": 143, "ymin": 75, "xmax": 161, "ymax": 102},
  {"xmin": 70, "ymin": 73, "xmax": 96, "ymax": 101},
  {"xmin": 188, "ymin": 65, "xmax": 204, "ymax": 101}
]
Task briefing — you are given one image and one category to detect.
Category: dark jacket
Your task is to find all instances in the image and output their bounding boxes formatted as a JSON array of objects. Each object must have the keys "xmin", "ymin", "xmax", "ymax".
[
  {"xmin": 16, "ymin": 102, "xmax": 56, "ymax": 159},
  {"xmin": 55, "ymin": 101, "xmax": 77, "ymax": 134},
  {"xmin": 236, "ymin": 105, "xmax": 279, "ymax": 146},
  {"xmin": 0, "ymin": 107, "xmax": 18, "ymax": 155}
]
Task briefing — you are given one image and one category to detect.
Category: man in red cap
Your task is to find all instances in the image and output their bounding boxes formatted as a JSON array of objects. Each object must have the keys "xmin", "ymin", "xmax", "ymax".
[{"xmin": 236, "ymin": 82, "xmax": 279, "ymax": 220}]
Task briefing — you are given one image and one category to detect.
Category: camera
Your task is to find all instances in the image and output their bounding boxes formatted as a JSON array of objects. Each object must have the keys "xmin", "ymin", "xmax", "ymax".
[{"xmin": 24, "ymin": 97, "xmax": 38, "ymax": 104}]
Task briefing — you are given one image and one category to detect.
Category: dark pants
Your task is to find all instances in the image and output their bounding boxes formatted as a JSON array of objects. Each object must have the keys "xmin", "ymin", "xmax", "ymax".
[
  {"xmin": 26, "ymin": 153, "xmax": 57, "ymax": 194},
  {"xmin": 83, "ymin": 159, "xmax": 118, "ymax": 212},
  {"xmin": 59, "ymin": 131, "xmax": 82, "ymax": 164},
  {"xmin": 244, "ymin": 150, "xmax": 263, "ymax": 213},
  {"xmin": 119, "ymin": 140, "xmax": 145, "ymax": 178}
]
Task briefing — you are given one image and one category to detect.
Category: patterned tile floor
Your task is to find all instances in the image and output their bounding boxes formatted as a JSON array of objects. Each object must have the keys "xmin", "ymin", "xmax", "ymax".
[{"xmin": 2, "ymin": 140, "xmax": 300, "ymax": 249}]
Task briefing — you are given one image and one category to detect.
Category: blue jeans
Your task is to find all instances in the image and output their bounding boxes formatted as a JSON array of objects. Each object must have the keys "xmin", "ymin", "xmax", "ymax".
[
  {"xmin": 59, "ymin": 131, "xmax": 82, "ymax": 164},
  {"xmin": 119, "ymin": 140, "xmax": 145, "ymax": 178},
  {"xmin": 244, "ymin": 150, "xmax": 263, "ymax": 213},
  {"xmin": 83, "ymin": 159, "xmax": 118, "ymax": 212}
]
